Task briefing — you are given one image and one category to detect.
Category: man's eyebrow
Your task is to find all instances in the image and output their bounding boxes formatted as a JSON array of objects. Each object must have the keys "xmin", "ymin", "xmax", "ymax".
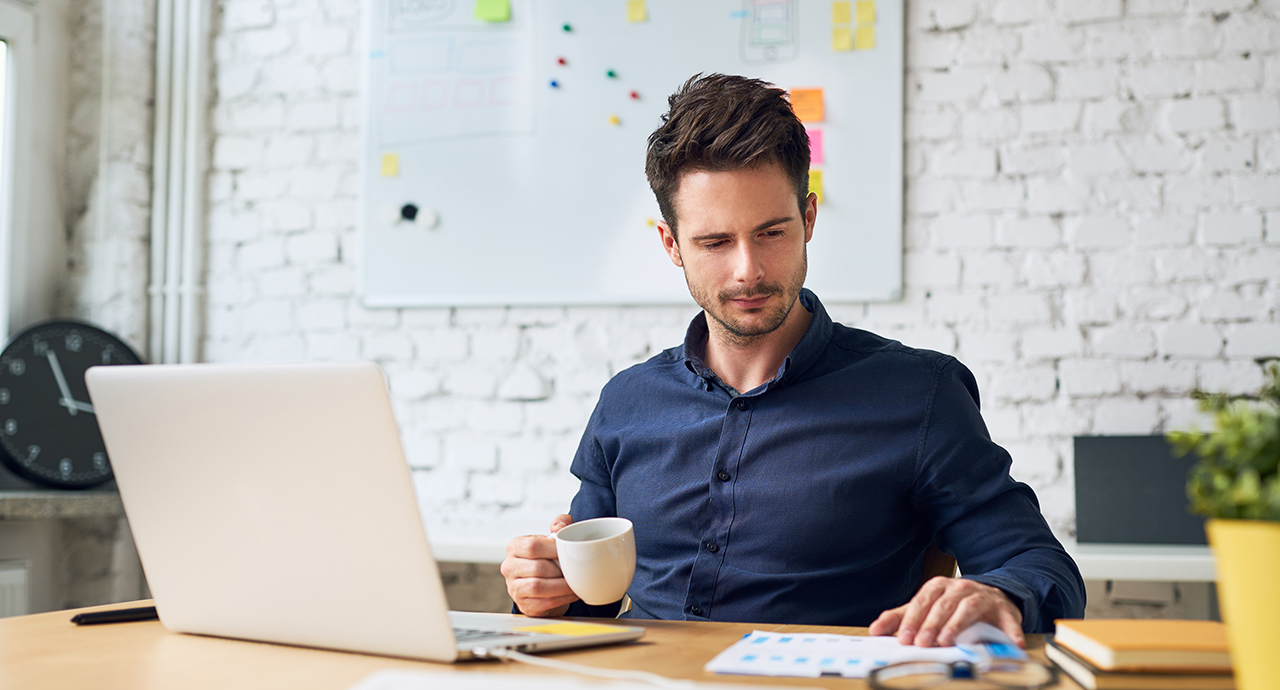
[{"xmin": 687, "ymin": 217, "xmax": 795, "ymax": 242}]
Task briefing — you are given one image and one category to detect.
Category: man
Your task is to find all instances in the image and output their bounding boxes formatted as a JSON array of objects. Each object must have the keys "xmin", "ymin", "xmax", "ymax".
[{"xmin": 502, "ymin": 74, "xmax": 1085, "ymax": 648}]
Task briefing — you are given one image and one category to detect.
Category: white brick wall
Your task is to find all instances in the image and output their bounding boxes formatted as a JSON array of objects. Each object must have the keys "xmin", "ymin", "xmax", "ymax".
[{"xmin": 66, "ymin": 0, "xmax": 1275, "ymax": 551}]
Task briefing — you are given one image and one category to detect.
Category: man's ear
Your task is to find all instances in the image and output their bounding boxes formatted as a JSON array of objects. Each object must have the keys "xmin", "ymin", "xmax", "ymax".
[
  {"xmin": 804, "ymin": 192, "xmax": 817, "ymax": 243},
  {"xmin": 658, "ymin": 220, "xmax": 683, "ymax": 268}
]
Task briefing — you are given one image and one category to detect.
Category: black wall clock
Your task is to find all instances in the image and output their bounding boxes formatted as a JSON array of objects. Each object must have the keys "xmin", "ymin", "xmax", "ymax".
[{"xmin": 0, "ymin": 320, "xmax": 144, "ymax": 489}]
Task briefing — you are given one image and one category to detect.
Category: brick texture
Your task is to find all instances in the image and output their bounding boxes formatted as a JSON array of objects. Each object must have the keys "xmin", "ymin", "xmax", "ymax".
[{"xmin": 65, "ymin": 0, "xmax": 1280, "ymax": 550}]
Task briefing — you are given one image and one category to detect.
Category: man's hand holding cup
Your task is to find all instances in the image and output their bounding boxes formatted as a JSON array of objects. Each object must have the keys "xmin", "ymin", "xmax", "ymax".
[{"xmin": 501, "ymin": 515, "xmax": 636, "ymax": 617}]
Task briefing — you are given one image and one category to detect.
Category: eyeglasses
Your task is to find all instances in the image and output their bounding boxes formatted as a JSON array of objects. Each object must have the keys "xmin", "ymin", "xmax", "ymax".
[{"xmin": 868, "ymin": 659, "xmax": 1058, "ymax": 689}]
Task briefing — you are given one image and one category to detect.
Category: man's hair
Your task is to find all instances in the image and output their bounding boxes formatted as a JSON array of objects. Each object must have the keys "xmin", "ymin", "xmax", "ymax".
[{"xmin": 645, "ymin": 73, "xmax": 811, "ymax": 238}]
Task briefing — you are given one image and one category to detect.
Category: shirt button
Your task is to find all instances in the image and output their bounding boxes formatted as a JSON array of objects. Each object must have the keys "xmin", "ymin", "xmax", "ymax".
[
  {"xmin": 735, "ymin": 399, "xmax": 748, "ymax": 411},
  {"xmin": 706, "ymin": 542, "xmax": 719, "ymax": 553},
  {"xmin": 717, "ymin": 470, "xmax": 731, "ymax": 482},
  {"xmin": 690, "ymin": 605, "xmax": 703, "ymax": 616}
]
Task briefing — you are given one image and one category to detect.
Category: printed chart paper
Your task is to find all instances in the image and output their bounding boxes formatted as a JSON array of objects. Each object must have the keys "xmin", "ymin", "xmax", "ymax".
[{"xmin": 705, "ymin": 631, "xmax": 975, "ymax": 678}]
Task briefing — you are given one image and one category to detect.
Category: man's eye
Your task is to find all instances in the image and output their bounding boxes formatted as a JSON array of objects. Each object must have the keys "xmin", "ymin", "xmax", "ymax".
[{"xmin": 705, "ymin": 240, "xmax": 727, "ymax": 249}]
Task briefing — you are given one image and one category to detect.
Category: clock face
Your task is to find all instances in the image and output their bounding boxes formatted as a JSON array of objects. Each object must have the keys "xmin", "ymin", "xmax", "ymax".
[{"xmin": 0, "ymin": 321, "xmax": 143, "ymax": 489}]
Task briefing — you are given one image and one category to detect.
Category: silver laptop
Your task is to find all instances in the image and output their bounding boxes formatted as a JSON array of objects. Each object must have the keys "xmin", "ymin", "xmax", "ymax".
[{"xmin": 85, "ymin": 361, "xmax": 643, "ymax": 662}]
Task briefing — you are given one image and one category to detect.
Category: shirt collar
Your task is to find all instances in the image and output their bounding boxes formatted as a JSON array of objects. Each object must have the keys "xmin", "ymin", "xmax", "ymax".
[{"xmin": 682, "ymin": 288, "xmax": 833, "ymax": 392}]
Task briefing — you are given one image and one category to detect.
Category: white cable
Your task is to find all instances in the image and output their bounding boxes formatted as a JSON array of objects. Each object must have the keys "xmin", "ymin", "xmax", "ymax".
[{"xmin": 473, "ymin": 647, "xmax": 698, "ymax": 689}]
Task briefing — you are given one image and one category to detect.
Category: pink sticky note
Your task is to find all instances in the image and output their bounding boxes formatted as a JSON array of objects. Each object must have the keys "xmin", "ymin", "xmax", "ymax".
[{"xmin": 807, "ymin": 128, "xmax": 824, "ymax": 165}]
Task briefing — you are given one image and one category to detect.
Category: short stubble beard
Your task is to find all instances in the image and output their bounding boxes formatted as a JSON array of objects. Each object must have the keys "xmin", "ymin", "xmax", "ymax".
[{"xmin": 685, "ymin": 245, "xmax": 808, "ymax": 348}]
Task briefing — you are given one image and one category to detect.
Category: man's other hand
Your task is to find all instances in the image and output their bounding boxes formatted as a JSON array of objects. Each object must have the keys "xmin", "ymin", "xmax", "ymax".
[
  {"xmin": 868, "ymin": 577, "xmax": 1025, "ymax": 648},
  {"xmin": 500, "ymin": 514, "xmax": 578, "ymax": 618}
]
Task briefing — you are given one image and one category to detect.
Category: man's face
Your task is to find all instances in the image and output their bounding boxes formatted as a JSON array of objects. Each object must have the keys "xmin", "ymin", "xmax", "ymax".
[{"xmin": 658, "ymin": 164, "xmax": 816, "ymax": 344}]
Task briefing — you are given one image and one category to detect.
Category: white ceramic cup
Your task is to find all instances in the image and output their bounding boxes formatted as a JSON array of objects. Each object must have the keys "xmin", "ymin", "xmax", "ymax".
[{"xmin": 553, "ymin": 517, "xmax": 636, "ymax": 606}]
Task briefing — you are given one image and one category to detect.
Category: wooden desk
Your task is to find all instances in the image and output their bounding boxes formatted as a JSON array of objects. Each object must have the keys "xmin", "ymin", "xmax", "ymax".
[{"xmin": 0, "ymin": 601, "xmax": 1075, "ymax": 689}]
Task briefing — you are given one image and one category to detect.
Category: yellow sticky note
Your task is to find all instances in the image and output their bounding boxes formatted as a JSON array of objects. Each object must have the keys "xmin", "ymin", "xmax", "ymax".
[
  {"xmin": 474, "ymin": 0, "xmax": 510, "ymax": 22},
  {"xmin": 855, "ymin": 24, "xmax": 876, "ymax": 50},
  {"xmin": 809, "ymin": 170, "xmax": 824, "ymax": 203},
  {"xmin": 856, "ymin": 0, "xmax": 876, "ymax": 23},
  {"xmin": 832, "ymin": 28, "xmax": 853, "ymax": 51},
  {"xmin": 832, "ymin": 1, "xmax": 851, "ymax": 23},
  {"xmin": 380, "ymin": 153, "xmax": 399, "ymax": 177},
  {"xmin": 515, "ymin": 622, "xmax": 633, "ymax": 637},
  {"xmin": 789, "ymin": 88, "xmax": 824, "ymax": 123},
  {"xmin": 627, "ymin": 0, "xmax": 647, "ymax": 22}
]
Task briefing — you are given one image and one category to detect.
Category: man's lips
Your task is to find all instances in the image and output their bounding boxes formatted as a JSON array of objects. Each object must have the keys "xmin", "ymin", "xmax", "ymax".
[{"xmin": 729, "ymin": 295, "xmax": 771, "ymax": 309}]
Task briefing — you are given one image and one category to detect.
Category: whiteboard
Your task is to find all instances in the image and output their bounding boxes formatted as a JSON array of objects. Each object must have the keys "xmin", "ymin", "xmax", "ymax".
[{"xmin": 360, "ymin": 0, "xmax": 903, "ymax": 306}]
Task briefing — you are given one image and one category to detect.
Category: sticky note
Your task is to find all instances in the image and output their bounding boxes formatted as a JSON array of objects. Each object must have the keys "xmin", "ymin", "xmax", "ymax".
[
  {"xmin": 627, "ymin": 0, "xmax": 647, "ymax": 22},
  {"xmin": 380, "ymin": 153, "xmax": 399, "ymax": 177},
  {"xmin": 808, "ymin": 170, "xmax": 823, "ymax": 203},
  {"xmin": 832, "ymin": 28, "xmax": 853, "ymax": 51},
  {"xmin": 855, "ymin": 25, "xmax": 876, "ymax": 50},
  {"xmin": 515, "ymin": 623, "xmax": 633, "ymax": 637},
  {"xmin": 789, "ymin": 88, "xmax": 824, "ymax": 123},
  {"xmin": 856, "ymin": 0, "xmax": 876, "ymax": 23},
  {"xmin": 807, "ymin": 128, "xmax": 824, "ymax": 165},
  {"xmin": 474, "ymin": 0, "xmax": 510, "ymax": 22},
  {"xmin": 832, "ymin": 1, "xmax": 851, "ymax": 24}
]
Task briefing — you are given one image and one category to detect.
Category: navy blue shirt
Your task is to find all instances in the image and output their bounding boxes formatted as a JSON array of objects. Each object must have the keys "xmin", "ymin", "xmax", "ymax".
[{"xmin": 558, "ymin": 290, "xmax": 1085, "ymax": 631}]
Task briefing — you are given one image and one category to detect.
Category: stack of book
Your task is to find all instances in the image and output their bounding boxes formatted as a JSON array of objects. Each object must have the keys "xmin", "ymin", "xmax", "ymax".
[{"xmin": 1047, "ymin": 619, "xmax": 1234, "ymax": 689}]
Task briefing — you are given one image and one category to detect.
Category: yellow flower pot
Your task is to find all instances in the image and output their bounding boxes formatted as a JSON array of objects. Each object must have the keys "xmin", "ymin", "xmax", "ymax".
[{"xmin": 1207, "ymin": 519, "xmax": 1280, "ymax": 690}]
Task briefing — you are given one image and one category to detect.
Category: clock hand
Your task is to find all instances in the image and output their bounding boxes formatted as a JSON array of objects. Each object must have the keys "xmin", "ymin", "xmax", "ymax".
[
  {"xmin": 46, "ymin": 351, "xmax": 79, "ymax": 416},
  {"xmin": 69, "ymin": 399, "xmax": 96, "ymax": 414}
]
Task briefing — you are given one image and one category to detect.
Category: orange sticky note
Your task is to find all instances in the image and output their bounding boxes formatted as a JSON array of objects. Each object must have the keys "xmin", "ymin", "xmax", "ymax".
[
  {"xmin": 856, "ymin": 0, "xmax": 876, "ymax": 23},
  {"xmin": 832, "ymin": 1, "xmax": 851, "ymax": 23},
  {"xmin": 808, "ymin": 170, "xmax": 824, "ymax": 203},
  {"xmin": 380, "ymin": 153, "xmax": 399, "ymax": 177},
  {"xmin": 854, "ymin": 25, "xmax": 875, "ymax": 50},
  {"xmin": 832, "ymin": 28, "xmax": 853, "ymax": 51},
  {"xmin": 789, "ymin": 88, "xmax": 824, "ymax": 123}
]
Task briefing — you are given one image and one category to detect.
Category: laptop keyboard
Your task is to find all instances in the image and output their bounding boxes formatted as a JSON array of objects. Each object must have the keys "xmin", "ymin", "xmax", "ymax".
[{"xmin": 453, "ymin": 627, "xmax": 531, "ymax": 642}]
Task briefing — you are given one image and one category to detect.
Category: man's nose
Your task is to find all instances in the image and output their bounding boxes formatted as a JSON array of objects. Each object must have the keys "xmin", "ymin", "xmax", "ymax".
[{"xmin": 732, "ymin": 242, "xmax": 765, "ymax": 283}]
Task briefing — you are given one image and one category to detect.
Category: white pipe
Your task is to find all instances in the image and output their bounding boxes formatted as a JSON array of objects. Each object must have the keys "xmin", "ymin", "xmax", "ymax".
[
  {"xmin": 97, "ymin": 0, "xmax": 112, "ymax": 268},
  {"xmin": 161, "ymin": 0, "xmax": 187, "ymax": 363},
  {"xmin": 146, "ymin": 0, "xmax": 172, "ymax": 362},
  {"xmin": 178, "ymin": 0, "xmax": 206, "ymax": 364}
]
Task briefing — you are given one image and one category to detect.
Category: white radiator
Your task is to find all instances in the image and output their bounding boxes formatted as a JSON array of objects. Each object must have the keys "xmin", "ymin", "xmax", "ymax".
[{"xmin": 0, "ymin": 561, "xmax": 29, "ymax": 617}]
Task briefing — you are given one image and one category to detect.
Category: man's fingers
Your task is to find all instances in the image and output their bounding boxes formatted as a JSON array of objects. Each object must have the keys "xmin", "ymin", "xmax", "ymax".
[
  {"xmin": 506, "ymin": 534, "xmax": 560, "ymax": 561},
  {"xmin": 933, "ymin": 594, "xmax": 986, "ymax": 647},
  {"xmin": 509, "ymin": 574, "xmax": 575, "ymax": 601},
  {"xmin": 896, "ymin": 578, "xmax": 947, "ymax": 645},
  {"xmin": 512, "ymin": 592, "xmax": 578, "ymax": 618},
  {"xmin": 913, "ymin": 589, "xmax": 966, "ymax": 647},
  {"xmin": 997, "ymin": 607, "xmax": 1026, "ymax": 648},
  {"xmin": 501, "ymin": 555, "xmax": 564, "ymax": 580},
  {"xmin": 550, "ymin": 514, "xmax": 574, "ymax": 533},
  {"xmin": 868, "ymin": 605, "xmax": 905, "ymax": 636}
]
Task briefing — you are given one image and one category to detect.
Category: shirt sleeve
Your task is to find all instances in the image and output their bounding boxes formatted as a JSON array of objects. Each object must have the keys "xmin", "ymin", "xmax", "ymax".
[
  {"xmin": 556, "ymin": 403, "xmax": 625, "ymax": 618},
  {"xmin": 910, "ymin": 358, "xmax": 1087, "ymax": 632}
]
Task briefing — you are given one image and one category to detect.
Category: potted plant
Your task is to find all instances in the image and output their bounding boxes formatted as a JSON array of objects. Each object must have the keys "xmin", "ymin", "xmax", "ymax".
[{"xmin": 1169, "ymin": 362, "xmax": 1280, "ymax": 690}]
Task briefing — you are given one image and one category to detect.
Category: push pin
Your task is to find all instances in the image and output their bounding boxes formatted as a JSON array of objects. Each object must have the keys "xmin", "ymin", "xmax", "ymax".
[
  {"xmin": 609, "ymin": 114, "xmax": 621, "ymax": 126},
  {"xmin": 646, "ymin": 218, "xmax": 656, "ymax": 227},
  {"xmin": 562, "ymin": 22, "xmax": 572, "ymax": 32},
  {"xmin": 400, "ymin": 203, "xmax": 419, "ymax": 222},
  {"xmin": 629, "ymin": 90, "xmax": 640, "ymax": 100},
  {"xmin": 606, "ymin": 69, "xmax": 618, "ymax": 78},
  {"xmin": 557, "ymin": 56, "xmax": 567, "ymax": 65},
  {"xmin": 550, "ymin": 79, "xmax": 560, "ymax": 88}
]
